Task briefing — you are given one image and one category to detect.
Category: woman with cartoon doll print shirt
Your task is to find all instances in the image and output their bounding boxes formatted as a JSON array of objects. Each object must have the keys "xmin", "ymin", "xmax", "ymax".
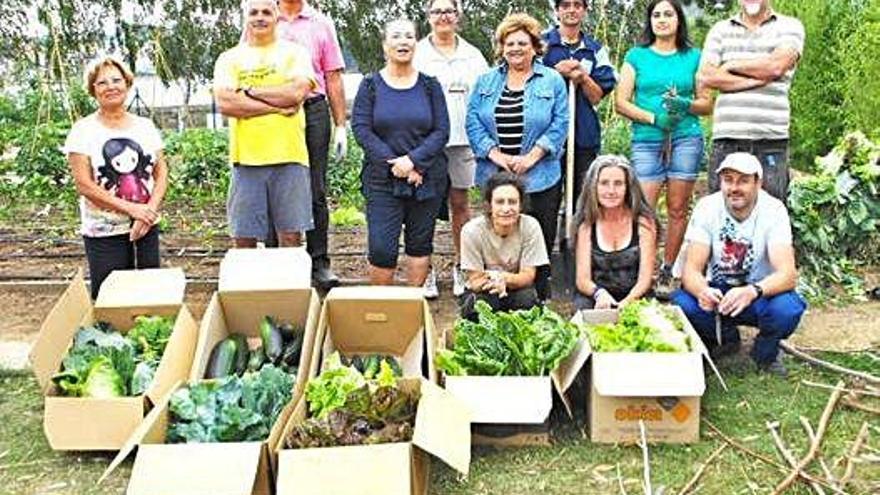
[{"xmin": 63, "ymin": 56, "xmax": 168, "ymax": 299}]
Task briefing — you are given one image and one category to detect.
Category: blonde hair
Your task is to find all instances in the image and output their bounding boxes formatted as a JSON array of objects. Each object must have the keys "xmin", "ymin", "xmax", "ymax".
[
  {"xmin": 493, "ymin": 13, "xmax": 545, "ymax": 62},
  {"xmin": 83, "ymin": 56, "xmax": 134, "ymax": 97}
]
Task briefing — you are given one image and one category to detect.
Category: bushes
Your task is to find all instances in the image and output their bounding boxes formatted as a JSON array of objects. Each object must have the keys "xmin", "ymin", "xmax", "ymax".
[{"xmin": 162, "ymin": 128, "xmax": 229, "ymax": 199}]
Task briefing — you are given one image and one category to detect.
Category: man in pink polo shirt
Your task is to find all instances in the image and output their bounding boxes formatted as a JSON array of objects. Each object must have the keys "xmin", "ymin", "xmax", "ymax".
[{"xmin": 277, "ymin": 0, "xmax": 347, "ymax": 288}]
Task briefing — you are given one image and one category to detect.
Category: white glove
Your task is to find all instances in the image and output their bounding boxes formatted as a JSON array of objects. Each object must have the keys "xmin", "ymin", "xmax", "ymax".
[{"xmin": 332, "ymin": 125, "xmax": 347, "ymax": 160}]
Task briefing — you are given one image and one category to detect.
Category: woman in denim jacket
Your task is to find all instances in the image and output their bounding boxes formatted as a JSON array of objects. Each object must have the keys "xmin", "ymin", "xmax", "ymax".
[{"xmin": 466, "ymin": 13, "xmax": 569, "ymax": 300}]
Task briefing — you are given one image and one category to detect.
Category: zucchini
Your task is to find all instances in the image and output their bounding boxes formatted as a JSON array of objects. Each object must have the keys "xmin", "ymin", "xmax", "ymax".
[
  {"xmin": 229, "ymin": 333, "xmax": 249, "ymax": 375},
  {"xmin": 278, "ymin": 322, "xmax": 299, "ymax": 343},
  {"xmin": 281, "ymin": 333, "xmax": 304, "ymax": 368},
  {"xmin": 205, "ymin": 338, "xmax": 237, "ymax": 378},
  {"xmin": 247, "ymin": 347, "xmax": 265, "ymax": 372},
  {"xmin": 260, "ymin": 316, "xmax": 284, "ymax": 363}
]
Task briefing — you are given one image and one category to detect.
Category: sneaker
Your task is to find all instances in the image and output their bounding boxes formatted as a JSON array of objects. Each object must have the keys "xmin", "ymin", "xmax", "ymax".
[
  {"xmin": 758, "ymin": 351, "xmax": 789, "ymax": 378},
  {"xmin": 452, "ymin": 264, "xmax": 466, "ymax": 297},
  {"xmin": 423, "ymin": 266, "xmax": 439, "ymax": 300},
  {"xmin": 654, "ymin": 263, "xmax": 675, "ymax": 301}
]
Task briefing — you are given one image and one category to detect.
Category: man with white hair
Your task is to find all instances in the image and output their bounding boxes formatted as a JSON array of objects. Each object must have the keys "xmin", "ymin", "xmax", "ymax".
[
  {"xmin": 698, "ymin": 0, "xmax": 805, "ymax": 203},
  {"xmin": 214, "ymin": 0, "xmax": 317, "ymax": 248},
  {"xmin": 672, "ymin": 152, "xmax": 806, "ymax": 377}
]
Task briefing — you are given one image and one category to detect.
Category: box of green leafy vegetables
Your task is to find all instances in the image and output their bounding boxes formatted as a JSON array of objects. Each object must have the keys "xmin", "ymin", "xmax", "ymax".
[
  {"xmin": 436, "ymin": 301, "xmax": 591, "ymax": 426},
  {"xmin": 29, "ymin": 268, "xmax": 198, "ymax": 451},
  {"xmin": 96, "ymin": 248, "xmax": 322, "ymax": 494},
  {"xmin": 273, "ymin": 352, "xmax": 471, "ymax": 495},
  {"xmin": 574, "ymin": 300, "xmax": 726, "ymax": 444}
]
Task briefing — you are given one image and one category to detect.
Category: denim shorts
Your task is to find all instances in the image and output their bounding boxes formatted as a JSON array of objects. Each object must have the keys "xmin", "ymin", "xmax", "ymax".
[
  {"xmin": 227, "ymin": 164, "xmax": 313, "ymax": 239},
  {"xmin": 364, "ymin": 184, "xmax": 442, "ymax": 268},
  {"xmin": 631, "ymin": 135, "xmax": 704, "ymax": 182}
]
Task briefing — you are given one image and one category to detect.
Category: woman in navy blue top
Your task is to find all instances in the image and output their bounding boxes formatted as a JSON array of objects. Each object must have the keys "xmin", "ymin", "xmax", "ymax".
[{"xmin": 351, "ymin": 19, "xmax": 450, "ymax": 286}]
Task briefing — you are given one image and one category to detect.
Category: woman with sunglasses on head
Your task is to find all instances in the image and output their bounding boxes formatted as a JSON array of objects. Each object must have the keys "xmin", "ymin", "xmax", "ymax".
[{"xmin": 413, "ymin": 0, "xmax": 489, "ymax": 299}]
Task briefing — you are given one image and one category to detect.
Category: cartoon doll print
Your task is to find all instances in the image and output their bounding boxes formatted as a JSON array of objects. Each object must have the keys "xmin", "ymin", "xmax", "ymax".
[{"xmin": 97, "ymin": 138, "xmax": 153, "ymax": 204}]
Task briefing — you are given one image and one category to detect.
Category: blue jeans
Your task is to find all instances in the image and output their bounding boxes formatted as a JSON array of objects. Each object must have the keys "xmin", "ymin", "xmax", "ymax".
[
  {"xmin": 631, "ymin": 135, "xmax": 704, "ymax": 182},
  {"xmin": 671, "ymin": 286, "xmax": 807, "ymax": 364}
]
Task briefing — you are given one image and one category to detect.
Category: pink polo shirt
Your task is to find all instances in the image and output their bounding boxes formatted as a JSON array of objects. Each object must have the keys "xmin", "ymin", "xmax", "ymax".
[{"xmin": 277, "ymin": 4, "xmax": 345, "ymax": 96}]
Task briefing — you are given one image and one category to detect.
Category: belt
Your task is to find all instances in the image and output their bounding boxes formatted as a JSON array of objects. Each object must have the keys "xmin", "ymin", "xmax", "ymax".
[{"xmin": 304, "ymin": 94, "xmax": 326, "ymax": 107}]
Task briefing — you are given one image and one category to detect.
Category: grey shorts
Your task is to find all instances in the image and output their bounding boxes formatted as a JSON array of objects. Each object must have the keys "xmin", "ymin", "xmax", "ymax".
[
  {"xmin": 445, "ymin": 145, "xmax": 476, "ymax": 189},
  {"xmin": 227, "ymin": 163, "xmax": 313, "ymax": 239}
]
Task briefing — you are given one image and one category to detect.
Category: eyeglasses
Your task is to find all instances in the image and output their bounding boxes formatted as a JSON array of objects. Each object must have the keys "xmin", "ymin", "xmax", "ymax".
[
  {"xmin": 428, "ymin": 8, "xmax": 457, "ymax": 17},
  {"xmin": 558, "ymin": 1, "xmax": 585, "ymax": 9},
  {"xmin": 94, "ymin": 77, "xmax": 125, "ymax": 89}
]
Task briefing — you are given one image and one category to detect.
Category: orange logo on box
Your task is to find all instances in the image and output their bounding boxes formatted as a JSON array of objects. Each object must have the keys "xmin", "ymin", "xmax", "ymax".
[
  {"xmin": 670, "ymin": 402, "xmax": 691, "ymax": 423},
  {"xmin": 614, "ymin": 405, "xmax": 663, "ymax": 422}
]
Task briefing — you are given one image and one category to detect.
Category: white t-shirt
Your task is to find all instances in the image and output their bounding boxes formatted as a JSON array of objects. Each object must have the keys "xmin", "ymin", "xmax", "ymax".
[
  {"xmin": 460, "ymin": 214, "xmax": 549, "ymax": 274},
  {"xmin": 62, "ymin": 113, "xmax": 163, "ymax": 237},
  {"xmin": 685, "ymin": 190, "xmax": 792, "ymax": 285}
]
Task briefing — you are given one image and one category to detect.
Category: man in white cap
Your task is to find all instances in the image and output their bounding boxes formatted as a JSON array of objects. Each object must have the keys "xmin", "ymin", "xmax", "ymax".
[{"xmin": 672, "ymin": 152, "xmax": 806, "ymax": 376}]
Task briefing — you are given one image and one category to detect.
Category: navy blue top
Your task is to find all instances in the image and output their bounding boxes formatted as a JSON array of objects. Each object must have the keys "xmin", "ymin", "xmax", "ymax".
[
  {"xmin": 542, "ymin": 27, "xmax": 617, "ymax": 151},
  {"xmin": 351, "ymin": 72, "xmax": 449, "ymax": 199}
]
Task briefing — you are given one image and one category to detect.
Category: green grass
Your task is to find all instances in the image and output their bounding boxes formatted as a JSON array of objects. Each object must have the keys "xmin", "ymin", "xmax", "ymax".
[{"xmin": 1, "ymin": 354, "xmax": 877, "ymax": 495}]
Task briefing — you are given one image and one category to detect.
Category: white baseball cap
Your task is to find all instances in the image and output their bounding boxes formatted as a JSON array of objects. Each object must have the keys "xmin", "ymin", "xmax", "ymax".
[{"xmin": 717, "ymin": 152, "xmax": 763, "ymax": 179}]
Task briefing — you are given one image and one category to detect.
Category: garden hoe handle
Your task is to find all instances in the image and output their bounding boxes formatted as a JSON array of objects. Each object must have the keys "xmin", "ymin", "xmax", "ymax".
[{"xmin": 565, "ymin": 79, "xmax": 576, "ymax": 242}]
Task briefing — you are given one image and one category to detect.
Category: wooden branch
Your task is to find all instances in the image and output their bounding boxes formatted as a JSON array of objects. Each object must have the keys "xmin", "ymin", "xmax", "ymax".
[
  {"xmin": 780, "ymin": 342, "xmax": 880, "ymax": 384},
  {"xmin": 842, "ymin": 397, "xmax": 880, "ymax": 415},
  {"xmin": 616, "ymin": 463, "xmax": 629, "ymax": 495},
  {"xmin": 703, "ymin": 420, "xmax": 848, "ymax": 494},
  {"xmin": 771, "ymin": 381, "xmax": 845, "ymax": 495},
  {"xmin": 800, "ymin": 380, "xmax": 880, "ymax": 398},
  {"xmin": 678, "ymin": 443, "xmax": 728, "ymax": 495},
  {"xmin": 767, "ymin": 421, "xmax": 825, "ymax": 495},
  {"xmin": 799, "ymin": 416, "xmax": 839, "ymax": 489},
  {"xmin": 839, "ymin": 422, "xmax": 870, "ymax": 487},
  {"xmin": 639, "ymin": 420, "xmax": 652, "ymax": 495}
]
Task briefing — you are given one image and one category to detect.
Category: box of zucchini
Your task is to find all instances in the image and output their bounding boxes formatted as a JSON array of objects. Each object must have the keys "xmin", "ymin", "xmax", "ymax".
[
  {"xmin": 437, "ymin": 301, "xmax": 590, "ymax": 426},
  {"xmin": 29, "ymin": 268, "xmax": 198, "ymax": 451},
  {"xmin": 273, "ymin": 353, "xmax": 472, "ymax": 495},
  {"xmin": 573, "ymin": 300, "xmax": 725, "ymax": 444}
]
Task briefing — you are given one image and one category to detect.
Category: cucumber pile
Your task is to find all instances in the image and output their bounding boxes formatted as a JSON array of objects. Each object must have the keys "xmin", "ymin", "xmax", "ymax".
[{"xmin": 205, "ymin": 316, "xmax": 304, "ymax": 378}]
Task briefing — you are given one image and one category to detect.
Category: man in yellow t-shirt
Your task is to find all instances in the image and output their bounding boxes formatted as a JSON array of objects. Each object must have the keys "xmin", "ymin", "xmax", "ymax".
[{"xmin": 213, "ymin": 0, "xmax": 317, "ymax": 248}]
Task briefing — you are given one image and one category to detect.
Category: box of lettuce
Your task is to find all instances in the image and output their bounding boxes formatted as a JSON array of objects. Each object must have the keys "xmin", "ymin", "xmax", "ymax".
[
  {"xmin": 574, "ymin": 301, "xmax": 726, "ymax": 444},
  {"xmin": 437, "ymin": 301, "xmax": 591, "ymax": 427},
  {"xmin": 29, "ymin": 268, "xmax": 198, "ymax": 451}
]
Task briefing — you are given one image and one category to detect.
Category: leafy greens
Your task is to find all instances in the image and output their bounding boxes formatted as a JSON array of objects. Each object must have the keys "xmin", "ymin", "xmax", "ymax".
[{"xmin": 584, "ymin": 299, "xmax": 691, "ymax": 353}]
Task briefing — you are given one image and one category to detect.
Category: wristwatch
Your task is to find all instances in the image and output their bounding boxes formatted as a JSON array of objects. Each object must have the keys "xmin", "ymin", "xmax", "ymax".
[{"xmin": 751, "ymin": 283, "xmax": 764, "ymax": 299}]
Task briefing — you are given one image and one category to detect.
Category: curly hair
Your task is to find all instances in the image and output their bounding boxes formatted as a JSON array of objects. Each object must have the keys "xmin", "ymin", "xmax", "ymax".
[{"xmin": 493, "ymin": 13, "xmax": 545, "ymax": 62}]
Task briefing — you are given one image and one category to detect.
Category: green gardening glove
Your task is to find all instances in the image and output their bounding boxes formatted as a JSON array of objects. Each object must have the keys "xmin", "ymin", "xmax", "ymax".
[
  {"xmin": 653, "ymin": 111, "xmax": 680, "ymax": 131},
  {"xmin": 663, "ymin": 94, "xmax": 693, "ymax": 115}
]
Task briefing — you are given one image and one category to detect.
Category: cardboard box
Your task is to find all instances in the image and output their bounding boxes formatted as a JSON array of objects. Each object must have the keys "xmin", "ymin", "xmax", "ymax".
[
  {"xmin": 274, "ymin": 378, "xmax": 471, "ymax": 495},
  {"xmin": 29, "ymin": 268, "xmax": 198, "ymax": 451},
  {"xmin": 98, "ymin": 248, "xmax": 321, "ymax": 495},
  {"xmin": 573, "ymin": 308, "xmax": 725, "ymax": 444},
  {"xmin": 312, "ymin": 287, "xmax": 440, "ymax": 383},
  {"xmin": 441, "ymin": 329, "xmax": 590, "ymax": 426}
]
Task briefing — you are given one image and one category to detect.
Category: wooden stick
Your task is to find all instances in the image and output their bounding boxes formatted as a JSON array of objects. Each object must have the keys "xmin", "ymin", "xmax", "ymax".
[
  {"xmin": 780, "ymin": 342, "xmax": 880, "ymax": 384},
  {"xmin": 801, "ymin": 380, "xmax": 880, "ymax": 398},
  {"xmin": 678, "ymin": 443, "xmax": 728, "ymax": 495},
  {"xmin": 767, "ymin": 421, "xmax": 825, "ymax": 495},
  {"xmin": 799, "ymin": 416, "xmax": 840, "ymax": 489},
  {"xmin": 839, "ymin": 422, "xmax": 870, "ymax": 487},
  {"xmin": 842, "ymin": 397, "xmax": 880, "ymax": 415},
  {"xmin": 616, "ymin": 463, "xmax": 629, "ymax": 495},
  {"xmin": 639, "ymin": 420, "xmax": 652, "ymax": 495},
  {"xmin": 771, "ymin": 380, "xmax": 845, "ymax": 495},
  {"xmin": 704, "ymin": 421, "xmax": 847, "ymax": 494}
]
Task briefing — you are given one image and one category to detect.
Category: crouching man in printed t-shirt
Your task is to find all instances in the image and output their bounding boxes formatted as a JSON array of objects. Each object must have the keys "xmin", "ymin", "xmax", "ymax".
[
  {"xmin": 672, "ymin": 152, "xmax": 806, "ymax": 377},
  {"xmin": 214, "ymin": 0, "xmax": 317, "ymax": 248}
]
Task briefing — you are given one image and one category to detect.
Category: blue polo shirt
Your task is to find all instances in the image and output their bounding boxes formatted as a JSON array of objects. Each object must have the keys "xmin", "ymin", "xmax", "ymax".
[{"xmin": 542, "ymin": 27, "xmax": 617, "ymax": 151}]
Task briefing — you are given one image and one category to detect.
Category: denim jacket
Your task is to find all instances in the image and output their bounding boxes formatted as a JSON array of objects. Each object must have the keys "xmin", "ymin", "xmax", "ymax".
[{"xmin": 466, "ymin": 60, "xmax": 569, "ymax": 193}]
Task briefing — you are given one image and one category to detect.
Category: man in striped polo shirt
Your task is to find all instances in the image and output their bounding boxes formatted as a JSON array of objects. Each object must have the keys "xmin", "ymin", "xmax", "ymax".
[{"xmin": 698, "ymin": 0, "xmax": 804, "ymax": 203}]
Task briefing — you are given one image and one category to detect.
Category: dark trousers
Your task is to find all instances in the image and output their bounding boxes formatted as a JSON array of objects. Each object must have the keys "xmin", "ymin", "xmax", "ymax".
[
  {"xmin": 459, "ymin": 287, "xmax": 540, "ymax": 321},
  {"xmin": 671, "ymin": 285, "xmax": 806, "ymax": 364},
  {"xmin": 709, "ymin": 138, "xmax": 790, "ymax": 203},
  {"xmin": 83, "ymin": 227, "xmax": 160, "ymax": 300},
  {"xmin": 561, "ymin": 147, "xmax": 597, "ymax": 203},
  {"xmin": 526, "ymin": 181, "xmax": 563, "ymax": 300}
]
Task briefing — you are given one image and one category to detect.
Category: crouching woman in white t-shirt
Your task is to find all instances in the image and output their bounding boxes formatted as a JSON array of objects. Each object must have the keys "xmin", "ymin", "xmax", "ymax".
[
  {"xmin": 63, "ymin": 56, "xmax": 168, "ymax": 299},
  {"xmin": 458, "ymin": 172, "xmax": 549, "ymax": 320}
]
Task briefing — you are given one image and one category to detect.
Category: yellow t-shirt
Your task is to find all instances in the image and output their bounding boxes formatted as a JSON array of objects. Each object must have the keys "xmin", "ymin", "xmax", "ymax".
[{"xmin": 213, "ymin": 40, "xmax": 316, "ymax": 166}]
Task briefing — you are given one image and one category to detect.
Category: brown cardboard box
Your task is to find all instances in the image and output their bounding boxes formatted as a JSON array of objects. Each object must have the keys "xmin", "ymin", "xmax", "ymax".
[
  {"xmin": 274, "ymin": 378, "xmax": 471, "ymax": 495},
  {"xmin": 573, "ymin": 308, "xmax": 725, "ymax": 444},
  {"xmin": 98, "ymin": 248, "xmax": 320, "ymax": 495},
  {"xmin": 313, "ymin": 287, "xmax": 440, "ymax": 382},
  {"xmin": 29, "ymin": 268, "xmax": 198, "ymax": 451}
]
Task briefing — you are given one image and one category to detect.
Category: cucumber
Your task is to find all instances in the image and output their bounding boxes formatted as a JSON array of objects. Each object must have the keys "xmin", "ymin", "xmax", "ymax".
[
  {"xmin": 278, "ymin": 322, "xmax": 299, "ymax": 343},
  {"xmin": 205, "ymin": 338, "xmax": 237, "ymax": 378},
  {"xmin": 281, "ymin": 333, "xmax": 304, "ymax": 367},
  {"xmin": 247, "ymin": 347, "xmax": 265, "ymax": 372},
  {"xmin": 229, "ymin": 334, "xmax": 249, "ymax": 375},
  {"xmin": 260, "ymin": 316, "xmax": 284, "ymax": 363}
]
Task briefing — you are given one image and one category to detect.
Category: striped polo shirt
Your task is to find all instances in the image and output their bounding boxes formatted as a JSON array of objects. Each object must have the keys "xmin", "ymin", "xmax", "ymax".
[{"xmin": 702, "ymin": 12, "xmax": 805, "ymax": 141}]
